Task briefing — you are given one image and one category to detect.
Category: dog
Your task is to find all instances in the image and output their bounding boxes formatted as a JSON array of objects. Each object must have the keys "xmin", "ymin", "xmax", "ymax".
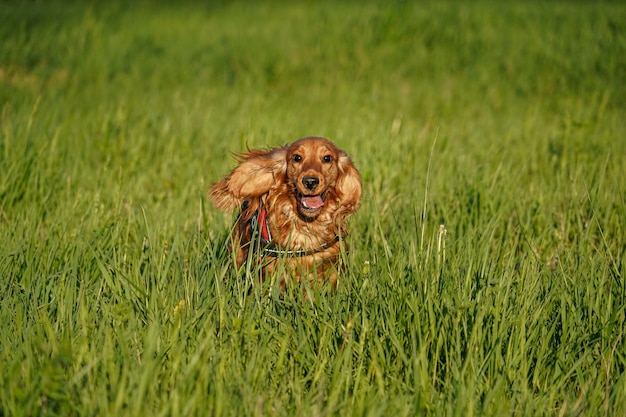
[{"xmin": 210, "ymin": 136, "xmax": 362, "ymax": 287}]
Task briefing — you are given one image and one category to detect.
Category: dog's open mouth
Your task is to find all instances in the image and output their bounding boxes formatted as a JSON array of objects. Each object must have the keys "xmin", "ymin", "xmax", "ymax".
[{"xmin": 298, "ymin": 191, "xmax": 326, "ymax": 212}]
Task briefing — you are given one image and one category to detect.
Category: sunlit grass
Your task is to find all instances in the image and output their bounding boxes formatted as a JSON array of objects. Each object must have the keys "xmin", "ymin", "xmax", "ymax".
[{"xmin": 1, "ymin": 1, "xmax": 625, "ymax": 416}]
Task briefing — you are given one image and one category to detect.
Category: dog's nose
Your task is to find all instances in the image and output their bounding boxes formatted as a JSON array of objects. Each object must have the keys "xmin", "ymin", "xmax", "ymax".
[{"xmin": 302, "ymin": 176, "xmax": 320, "ymax": 190}]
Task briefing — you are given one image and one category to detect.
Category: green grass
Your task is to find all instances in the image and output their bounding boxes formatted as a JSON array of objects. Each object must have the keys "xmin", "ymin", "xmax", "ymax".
[{"xmin": 1, "ymin": 1, "xmax": 625, "ymax": 416}]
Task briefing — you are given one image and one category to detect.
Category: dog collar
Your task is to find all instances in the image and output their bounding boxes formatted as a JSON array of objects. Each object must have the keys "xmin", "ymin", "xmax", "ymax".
[
  {"xmin": 249, "ymin": 205, "xmax": 339, "ymax": 258},
  {"xmin": 250, "ymin": 207, "xmax": 272, "ymax": 243},
  {"xmin": 261, "ymin": 235, "xmax": 340, "ymax": 258}
]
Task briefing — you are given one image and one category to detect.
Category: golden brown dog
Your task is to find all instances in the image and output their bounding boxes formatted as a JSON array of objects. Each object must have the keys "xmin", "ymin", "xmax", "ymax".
[{"xmin": 210, "ymin": 137, "xmax": 362, "ymax": 287}]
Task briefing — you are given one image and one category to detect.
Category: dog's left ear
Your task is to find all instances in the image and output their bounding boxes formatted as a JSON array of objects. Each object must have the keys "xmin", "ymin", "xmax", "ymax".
[
  {"xmin": 335, "ymin": 153, "xmax": 362, "ymax": 214},
  {"xmin": 210, "ymin": 147, "xmax": 288, "ymax": 211}
]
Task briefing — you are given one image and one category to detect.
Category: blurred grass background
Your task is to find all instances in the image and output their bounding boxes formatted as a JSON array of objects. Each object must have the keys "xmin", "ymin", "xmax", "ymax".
[{"xmin": 1, "ymin": 1, "xmax": 625, "ymax": 416}]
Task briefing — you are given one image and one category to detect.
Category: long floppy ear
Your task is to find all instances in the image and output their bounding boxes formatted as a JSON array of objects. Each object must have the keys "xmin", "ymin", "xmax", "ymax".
[
  {"xmin": 335, "ymin": 152, "xmax": 362, "ymax": 214},
  {"xmin": 210, "ymin": 146, "xmax": 288, "ymax": 211}
]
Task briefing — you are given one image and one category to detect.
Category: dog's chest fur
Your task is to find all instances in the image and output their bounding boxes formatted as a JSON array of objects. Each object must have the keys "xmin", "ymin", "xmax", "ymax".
[{"xmin": 263, "ymin": 191, "xmax": 341, "ymax": 251}]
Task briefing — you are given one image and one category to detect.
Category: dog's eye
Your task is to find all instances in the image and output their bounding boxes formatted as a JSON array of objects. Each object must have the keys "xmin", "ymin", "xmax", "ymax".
[
  {"xmin": 292, "ymin": 154, "xmax": 302, "ymax": 162},
  {"xmin": 323, "ymin": 155, "xmax": 333, "ymax": 163}
]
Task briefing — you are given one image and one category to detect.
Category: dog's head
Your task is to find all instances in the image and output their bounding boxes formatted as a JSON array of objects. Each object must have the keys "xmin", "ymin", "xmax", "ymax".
[
  {"xmin": 286, "ymin": 137, "xmax": 344, "ymax": 219},
  {"xmin": 210, "ymin": 136, "xmax": 361, "ymax": 220}
]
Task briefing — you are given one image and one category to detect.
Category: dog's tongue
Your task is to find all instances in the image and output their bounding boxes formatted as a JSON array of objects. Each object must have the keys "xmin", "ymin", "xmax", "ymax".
[{"xmin": 301, "ymin": 195, "xmax": 324, "ymax": 209}]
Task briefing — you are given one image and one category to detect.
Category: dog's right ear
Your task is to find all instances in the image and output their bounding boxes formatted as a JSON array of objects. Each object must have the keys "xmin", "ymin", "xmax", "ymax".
[{"xmin": 210, "ymin": 146, "xmax": 288, "ymax": 211}]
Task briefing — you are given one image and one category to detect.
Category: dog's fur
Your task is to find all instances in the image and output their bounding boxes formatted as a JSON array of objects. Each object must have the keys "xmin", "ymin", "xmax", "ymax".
[{"xmin": 210, "ymin": 137, "xmax": 361, "ymax": 287}]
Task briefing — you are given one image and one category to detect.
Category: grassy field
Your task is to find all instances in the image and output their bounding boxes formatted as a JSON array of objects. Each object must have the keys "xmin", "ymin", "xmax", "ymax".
[{"xmin": 1, "ymin": 0, "xmax": 625, "ymax": 416}]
